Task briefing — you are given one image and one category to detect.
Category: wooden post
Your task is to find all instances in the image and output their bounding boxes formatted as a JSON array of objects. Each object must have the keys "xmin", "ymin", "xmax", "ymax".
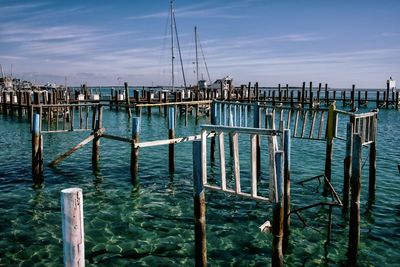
[
  {"xmin": 255, "ymin": 82, "xmax": 259, "ymax": 101},
  {"xmin": 396, "ymin": 91, "xmax": 399, "ymax": 110},
  {"xmin": 131, "ymin": 117, "xmax": 140, "ymax": 182},
  {"xmin": 376, "ymin": 91, "xmax": 380, "ymax": 108},
  {"xmin": 351, "ymin": 84, "xmax": 355, "ymax": 110},
  {"xmin": 253, "ymin": 102, "xmax": 261, "ymax": 174},
  {"xmin": 343, "ymin": 91, "xmax": 346, "ymax": 107},
  {"xmin": 286, "ymin": 84, "xmax": 289, "ymax": 101},
  {"xmin": 247, "ymin": 82, "xmax": 251, "ymax": 102},
  {"xmin": 278, "ymin": 84, "xmax": 281, "ymax": 101},
  {"xmin": 325, "ymin": 84, "xmax": 329, "ymax": 105},
  {"xmin": 147, "ymin": 90, "xmax": 152, "ymax": 115},
  {"xmin": 324, "ymin": 102, "xmax": 336, "ymax": 192},
  {"xmin": 301, "ymin": 82, "xmax": 305, "ymax": 107},
  {"xmin": 343, "ymin": 122, "xmax": 353, "ymax": 217},
  {"xmin": 92, "ymin": 106, "xmax": 103, "ymax": 166},
  {"xmin": 193, "ymin": 141, "xmax": 207, "ymax": 267},
  {"xmin": 125, "ymin": 82, "xmax": 132, "ymax": 118},
  {"xmin": 369, "ymin": 115, "xmax": 377, "ymax": 197},
  {"xmin": 32, "ymin": 113, "xmax": 43, "ymax": 185},
  {"xmin": 272, "ymin": 90, "xmax": 276, "ymax": 106},
  {"xmin": 17, "ymin": 91, "xmax": 23, "ymax": 117},
  {"xmin": 168, "ymin": 107, "xmax": 175, "ymax": 173},
  {"xmin": 272, "ymin": 151, "xmax": 284, "ymax": 267},
  {"xmin": 348, "ymin": 134, "xmax": 362, "ymax": 266},
  {"xmin": 309, "ymin": 81, "xmax": 313, "ymax": 107},
  {"xmin": 283, "ymin": 129, "xmax": 291, "ymax": 253},
  {"xmin": 210, "ymin": 101, "xmax": 216, "ymax": 162},
  {"xmin": 61, "ymin": 188, "xmax": 85, "ymax": 267},
  {"xmin": 386, "ymin": 80, "xmax": 390, "ymax": 109},
  {"xmin": 290, "ymin": 91, "xmax": 294, "ymax": 107},
  {"xmin": 115, "ymin": 90, "xmax": 119, "ymax": 111},
  {"xmin": 9, "ymin": 91, "xmax": 14, "ymax": 115},
  {"xmin": 164, "ymin": 92, "xmax": 168, "ymax": 115}
]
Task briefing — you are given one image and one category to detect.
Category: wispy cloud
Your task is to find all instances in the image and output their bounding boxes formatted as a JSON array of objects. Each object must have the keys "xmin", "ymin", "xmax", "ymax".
[
  {"xmin": 128, "ymin": 1, "xmax": 248, "ymax": 19},
  {"xmin": 382, "ymin": 32, "xmax": 400, "ymax": 37}
]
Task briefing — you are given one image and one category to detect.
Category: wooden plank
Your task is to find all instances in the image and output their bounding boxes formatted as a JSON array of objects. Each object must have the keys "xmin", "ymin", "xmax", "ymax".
[
  {"xmin": 293, "ymin": 110, "xmax": 300, "ymax": 137},
  {"xmin": 136, "ymin": 99, "xmax": 212, "ymax": 107},
  {"xmin": 203, "ymin": 184, "xmax": 269, "ymax": 202},
  {"xmin": 286, "ymin": 109, "xmax": 291, "ymax": 129},
  {"xmin": 317, "ymin": 111, "xmax": 325, "ymax": 139},
  {"xmin": 135, "ymin": 133, "xmax": 215, "ymax": 148},
  {"xmin": 219, "ymin": 132, "xmax": 226, "ymax": 191},
  {"xmin": 251, "ymin": 134, "xmax": 257, "ymax": 197},
  {"xmin": 49, "ymin": 134, "xmax": 96, "ymax": 167},
  {"xmin": 309, "ymin": 111, "xmax": 317, "ymax": 138},
  {"xmin": 268, "ymin": 135, "xmax": 278, "ymax": 201},
  {"xmin": 301, "ymin": 111, "xmax": 308, "ymax": 138},
  {"xmin": 201, "ymin": 130, "xmax": 208, "ymax": 185},
  {"xmin": 233, "ymin": 133, "xmax": 241, "ymax": 193},
  {"xmin": 102, "ymin": 133, "xmax": 132, "ymax": 143},
  {"xmin": 201, "ymin": 125, "xmax": 276, "ymax": 136}
]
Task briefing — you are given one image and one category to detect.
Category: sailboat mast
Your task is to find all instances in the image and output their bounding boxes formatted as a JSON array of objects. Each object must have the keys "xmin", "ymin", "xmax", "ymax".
[
  {"xmin": 170, "ymin": 1, "xmax": 175, "ymax": 91},
  {"xmin": 195, "ymin": 26, "xmax": 199, "ymax": 87}
]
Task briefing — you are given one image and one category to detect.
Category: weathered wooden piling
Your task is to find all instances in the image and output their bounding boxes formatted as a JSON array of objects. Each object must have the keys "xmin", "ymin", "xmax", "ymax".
[
  {"xmin": 124, "ymin": 82, "xmax": 132, "ymax": 118},
  {"xmin": 92, "ymin": 106, "xmax": 103, "ymax": 166},
  {"xmin": 343, "ymin": 122, "xmax": 353, "ymax": 216},
  {"xmin": 324, "ymin": 102, "xmax": 336, "ymax": 192},
  {"xmin": 17, "ymin": 91, "xmax": 23, "ymax": 117},
  {"xmin": 210, "ymin": 101, "xmax": 216, "ymax": 162},
  {"xmin": 301, "ymin": 82, "xmax": 306, "ymax": 107},
  {"xmin": 32, "ymin": 113, "xmax": 43, "ymax": 184},
  {"xmin": 168, "ymin": 107, "xmax": 175, "ymax": 173},
  {"xmin": 193, "ymin": 141, "xmax": 207, "ymax": 267},
  {"xmin": 351, "ymin": 84, "xmax": 355, "ymax": 109},
  {"xmin": 272, "ymin": 151, "xmax": 284, "ymax": 267},
  {"xmin": 283, "ymin": 129, "xmax": 291, "ymax": 252},
  {"xmin": 61, "ymin": 188, "xmax": 85, "ymax": 267},
  {"xmin": 348, "ymin": 134, "xmax": 362, "ymax": 266},
  {"xmin": 253, "ymin": 102, "xmax": 261, "ymax": 173},
  {"xmin": 369, "ymin": 114, "xmax": 377, "ymax": 197},
  {"xmin": 131, "ymin": 117, "xmax": 140, "ymax": 182},
  {"xmin": 376, "ymin": 91, "xmax": 380, "ymax": 108},
  {"xmin": 386, "ymin": 81, "xmax": 390, "ymax": 109}
]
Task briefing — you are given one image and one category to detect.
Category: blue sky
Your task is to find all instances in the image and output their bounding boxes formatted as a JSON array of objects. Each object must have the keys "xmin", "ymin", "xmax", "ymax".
[{"xmin": 0, "ymin": 0, "xmax": 399, "ymax": 88}]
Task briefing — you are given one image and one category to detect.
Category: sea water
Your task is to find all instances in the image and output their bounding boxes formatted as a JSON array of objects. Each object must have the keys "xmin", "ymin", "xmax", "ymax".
[{"xmin": 0, "ymin": 98, "xmax": 399, "ymax": 266}]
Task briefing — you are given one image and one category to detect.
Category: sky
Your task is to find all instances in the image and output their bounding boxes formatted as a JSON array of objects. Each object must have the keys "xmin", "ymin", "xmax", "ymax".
[{"xmin": 0, "ymin": 0, "xmax": 399, "ymax": 88}]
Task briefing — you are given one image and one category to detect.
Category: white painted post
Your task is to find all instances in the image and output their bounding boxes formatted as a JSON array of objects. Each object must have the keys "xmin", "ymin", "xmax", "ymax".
[{"xmin": 61, "ymin": 188, "xmax": 85, "ymax": 267}]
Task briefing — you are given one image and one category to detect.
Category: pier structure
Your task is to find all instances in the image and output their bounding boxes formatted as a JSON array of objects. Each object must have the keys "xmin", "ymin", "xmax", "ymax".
[
  {"xmin": 0, "ymin": 80, "xmax": 384, "ymax": 266},
  {"xmin": 0, "ymin": 81, "xmax": 399, "ymax": 120}
]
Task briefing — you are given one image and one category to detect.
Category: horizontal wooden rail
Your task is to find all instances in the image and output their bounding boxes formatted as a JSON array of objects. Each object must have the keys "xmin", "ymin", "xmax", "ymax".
[
  {"xmin": 135, "ymin": 132, "xmax": 215, "ymax": 148},
  {"xmin": 202, "ymin": 124, "xmax": 278, "ymax": 135},
  {"xmin": 135, "ymin": 100, "xmax": 212, "ymax": 107},
  {"xmin": 204, "ymin": 184, "xmax": 270, "ymax": 202}
]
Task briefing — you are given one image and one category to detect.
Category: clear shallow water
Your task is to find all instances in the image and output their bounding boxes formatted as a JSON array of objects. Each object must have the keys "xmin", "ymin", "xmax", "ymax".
[{"xmin": 0, "ymin": 103, "xmax": 399, "ymax": 266}]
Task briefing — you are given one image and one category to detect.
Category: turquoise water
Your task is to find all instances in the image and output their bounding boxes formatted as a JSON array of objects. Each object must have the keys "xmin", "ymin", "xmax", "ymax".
[{"xmin": 0, "ymin": 103, "xmax": 399, "ymax": 266}]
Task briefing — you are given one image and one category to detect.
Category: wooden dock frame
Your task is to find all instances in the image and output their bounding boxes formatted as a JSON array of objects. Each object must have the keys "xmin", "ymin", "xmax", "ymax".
[{"xmin": 193, "ymin": 125, "xmax": 291, "ymax": 266}]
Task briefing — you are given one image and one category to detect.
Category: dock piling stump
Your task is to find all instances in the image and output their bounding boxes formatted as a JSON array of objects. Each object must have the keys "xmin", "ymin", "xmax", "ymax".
[
  {"xmin": 131, "ymin": 117, "xmax": 140, "ymax": 183},
  {"xmin": 61, "ymin": 188, "xmax": 85, "ymax": 267},
  {"xmin": 32, "ymin": 113, "xmax": 43, "ymax": 185}
]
